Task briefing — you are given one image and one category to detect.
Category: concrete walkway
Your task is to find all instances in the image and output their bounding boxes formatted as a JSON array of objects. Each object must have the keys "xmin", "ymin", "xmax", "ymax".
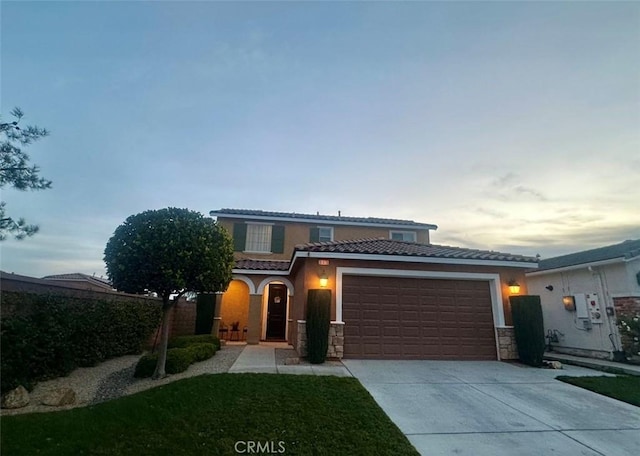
[
  {"xmin": 228, "ymin": 342, "xmax": 351, "ymax": 376},
  {"xmin": 544, "ymin": 352, "xmax": 640, "ymax": 376}
]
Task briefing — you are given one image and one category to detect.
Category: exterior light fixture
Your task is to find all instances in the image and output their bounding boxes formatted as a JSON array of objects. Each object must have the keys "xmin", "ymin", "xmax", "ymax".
[
  {"xmin": 319, "ymin": 271, "xmax": 328, "ymax": 288},
  {"xmin": 562, "ymin": 296, "xmax": 576, "ymax": 311},
  {"xmin": 507, "ymin": 280, "xmax": 521, "ymax": 295}
]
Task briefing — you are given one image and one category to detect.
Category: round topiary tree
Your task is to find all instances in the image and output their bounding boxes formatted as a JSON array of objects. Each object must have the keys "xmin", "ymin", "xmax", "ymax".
[{"xmin": 104, "ymin": 208, "xmax": 234, "ymax": 379}]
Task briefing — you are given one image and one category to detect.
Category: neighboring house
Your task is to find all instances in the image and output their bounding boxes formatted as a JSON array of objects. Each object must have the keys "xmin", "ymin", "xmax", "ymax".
[
  {"xmin": 1, "ymin": 271, "xmax": 115, "ymax": 294},
  {"xmin": 526, "ymin": 239, "xmax": 640, "ymax": 360},
  {"xmin": 210, "ymin": 208, "xmax": 538, "ymax": 361},
  {"xmin": 41, "ymin": 273, "xmax": 114, "ymax": 292}
]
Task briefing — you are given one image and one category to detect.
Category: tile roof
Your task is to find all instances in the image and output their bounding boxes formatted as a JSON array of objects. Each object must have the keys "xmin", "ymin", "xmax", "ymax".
[
  {"xmin": 234, "ymin": 259, "xmax": 291, "ymax": 271},
  {"xmin": 537, "ymin": 239, "xmax": 640, "ymax": 271},
  {"xmin": 210, "ymin": 208, "xmax": 437, "ymax": 229},
  {"xmin": 294, "ymin": 238, "xmax": 538, "ymax": 263}
]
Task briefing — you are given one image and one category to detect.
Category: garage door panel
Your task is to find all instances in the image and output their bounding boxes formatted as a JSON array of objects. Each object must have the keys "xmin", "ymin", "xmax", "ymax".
[
  {"xmin": 383, "ymin": 327, "xmax": 400, "ymax": 337},
  {"xmin": 343, "ymin": 275, "xmax": 496, "ymax": 360},
  {"xmin": 403, "ymin": 327, "xmax": 420, "ymax": 337},
  {"xmin": 382, "ymin": 310, "xmax": 399, "ymax": 320}
]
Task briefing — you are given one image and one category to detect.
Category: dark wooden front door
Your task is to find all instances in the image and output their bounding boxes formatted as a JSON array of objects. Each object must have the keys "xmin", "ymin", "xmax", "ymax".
[{"xmin": 266, "ymin": 284, "xmax": 287, "ymax": 340}]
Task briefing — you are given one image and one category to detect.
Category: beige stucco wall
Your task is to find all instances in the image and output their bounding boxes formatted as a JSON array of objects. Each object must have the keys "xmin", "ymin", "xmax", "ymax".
[
  {"xmin": 217, "ymin": 217, "xmax": 430, "ymax": 260},
  {"xmin": 219, "ymin": 280, "xmax": 250, "ymax": 338}
]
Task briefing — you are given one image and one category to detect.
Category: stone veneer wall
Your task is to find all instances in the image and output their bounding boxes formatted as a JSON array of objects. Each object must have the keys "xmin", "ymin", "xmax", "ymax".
[
  {"xmin": 296, "ymin": 321, "xmax": 344, "ymax": 360},
  {"xmin": 496, "ymin": 326, "xmax": 518, "ymax": 360}
]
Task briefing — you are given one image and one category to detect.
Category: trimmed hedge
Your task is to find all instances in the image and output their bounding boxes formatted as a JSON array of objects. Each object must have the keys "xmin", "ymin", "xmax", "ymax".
[
  {"xmin": 134, "ymin": 348, "xmax": 194, "ymax": 378},
  {"xmin": 306, "ymin": 289, "xmax": 331, "ymax": 364},
  {"xmin": 186, "ymin": 343, "xmax": 217, "ymax": 362},
  {"xmin": 510, "ymin": 295, "xmax": 546, "ymax": 367},
  {"xmin": 0, "ymin": 291, "xmax": 162, "ymax": 393},
  {"xmin": 135, "ymin": 339, "xmax": 217, "ymax": 378},
  {"xmin": 168, "ymin": 334, "xmax": 221, "ymax": 351}
]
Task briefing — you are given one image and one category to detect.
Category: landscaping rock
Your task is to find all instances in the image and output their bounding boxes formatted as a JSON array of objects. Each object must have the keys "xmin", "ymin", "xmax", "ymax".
[
  {"xmin": 285, "ymin": 357, "xmax": 300, "ymax": 365},
  {"xmin": 2, "ymin": 385, "xmax": 30, "ymax": 409},
  {"xmin": 41, "ymin": 387, "xmax": 76, "ymax": 406}
]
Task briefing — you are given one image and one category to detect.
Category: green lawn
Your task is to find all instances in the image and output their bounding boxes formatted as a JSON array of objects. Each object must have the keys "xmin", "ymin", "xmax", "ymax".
[
  {"xmin": 556, "ymin": 375, "xmax": 640, "ymax": 407},
  {"xmin": 1, "ymin": 374, "xmax": 419, "ymax": 456}
]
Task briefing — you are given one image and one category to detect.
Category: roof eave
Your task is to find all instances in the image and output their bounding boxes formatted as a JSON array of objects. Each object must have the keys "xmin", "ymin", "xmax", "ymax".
[
  {"xmin": 210, "ymin": 210, "xmax": 437, "ymax": 230},
  {"xmin": 232, "ymin": 268, "xmax": 290, "ymax": 275},
  {"xmin": 289, "ymin": 251, "xmax": 538, "ymax": 272},
  {"xmin": 525, "ymin": 256, "xmax": 628, "ymax": 276}
]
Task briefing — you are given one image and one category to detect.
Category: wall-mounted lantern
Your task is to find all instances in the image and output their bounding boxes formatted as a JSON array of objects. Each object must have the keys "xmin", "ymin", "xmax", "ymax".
[
  {"xmin": 562, "ymin": 296, "xmax": 576, "ymax": 311},
  {"xmin": 319, "ymin": 270, "xmax": 328, "ymax": 288},
  {"xmin": 508, "ymin": 279, "xmax": 521, "ymax": 295}
]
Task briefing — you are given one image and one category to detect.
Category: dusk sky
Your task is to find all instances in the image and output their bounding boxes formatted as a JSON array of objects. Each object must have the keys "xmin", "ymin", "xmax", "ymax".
[{"xmin": 2, "ymin": 1, "xmax": 639, "ymax": 278}]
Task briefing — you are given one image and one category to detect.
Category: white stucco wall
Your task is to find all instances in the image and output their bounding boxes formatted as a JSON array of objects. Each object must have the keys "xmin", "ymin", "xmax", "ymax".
[{"xmin": 526, "ymin": 258, "xmax": 640, "ymax": 359}]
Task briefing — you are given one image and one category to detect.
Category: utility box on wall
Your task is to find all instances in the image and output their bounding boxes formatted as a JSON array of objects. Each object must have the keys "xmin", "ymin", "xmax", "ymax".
[
  {"xmin": 585, "ymin": 293, "xmax": 603, "ymax": 324},
  {"xmin": 574, "ymin": 293, "xmax": 589, "ymax": 319},
  {"xmin": 573, "ymin": 292, "xmax": 603, "ymax": 325}
]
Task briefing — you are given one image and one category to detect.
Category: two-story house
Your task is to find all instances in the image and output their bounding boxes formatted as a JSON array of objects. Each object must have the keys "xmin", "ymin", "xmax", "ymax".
[{"xmin": 209, "ymin": 208, "xmax": 538, "ymax": 361}]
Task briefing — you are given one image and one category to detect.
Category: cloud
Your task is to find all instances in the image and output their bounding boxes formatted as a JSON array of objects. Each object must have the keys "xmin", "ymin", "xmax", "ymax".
[
  {"xmin": 513, "ymin": 185, "xmax": 548, "ymax": 201},
  {"xmin": 490, "ymin": 172, "xmax": 518, "ymax": 187},
  {"xmin": 482, "ymin": 172, "xmax": 549, "ymax": 202},
  {"xmin": 474, "ymin": 207, "xmax": 507, "ymax": 219}
]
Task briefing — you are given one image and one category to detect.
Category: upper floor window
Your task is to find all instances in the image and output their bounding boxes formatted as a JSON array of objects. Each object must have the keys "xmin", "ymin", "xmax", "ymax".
[
  {"xmin": 246, "ymin": 223, "xmax": 272, "ymax": 252},
  {"xmin": 390, "ymin": 230, "xmax": 416, "ymax": 242},
  {"xmin": 318, "ymin": 226, "xmax": 333, "ymax": 242},
  {"xmin": 310, "ymin": 226, "xmax": 334, "ymax": 242},
  {"xmin": 233, "ymin": 222, "xmax": 285, "ymax": 254}
]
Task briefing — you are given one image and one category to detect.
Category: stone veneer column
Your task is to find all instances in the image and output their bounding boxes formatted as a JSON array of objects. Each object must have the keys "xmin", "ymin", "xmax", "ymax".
[
  {"xmin": 496, "ymin": 326, "xmax": 519, "ymax": 360},
  {"xmin": 246, "ymin": 294, "xmax": 263, "ymax": 345},
  {"xmin": 296, "ymin": 320, "xmax": 344, "ymax": 360}
]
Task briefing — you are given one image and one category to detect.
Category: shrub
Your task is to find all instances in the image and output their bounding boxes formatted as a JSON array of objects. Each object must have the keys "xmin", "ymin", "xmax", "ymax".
[
  {"xmin": 168, "ymin": 334, "xmax": 221, "ymax": 351},
  {"xmin": 195, "ymin": 294, "xmax": 216, "ymax": 335},
  {"xmin": 134, "ymin": 348, "xmax": 195, "ymax": 378},
  {"xmin": 134, "ymin": 353, "xmax": 159, "ymax": 378},
  {"xmin": 510, "ymin": 295, "xmax": 546, "ymax": 367},
  {"xmin": 306, "ymin": 289, "xmax": 331, "ymax": 364},
  {"xmin": 617, "ymin": 313, "xmax": 640, "ymax": 360},
  {"xmin": 0, "ymin": 291, "xmax": 162, "ymax": 393},
  {"xmin": 186, "ymin": 343, "xmax": 217, "ymax": 362}
]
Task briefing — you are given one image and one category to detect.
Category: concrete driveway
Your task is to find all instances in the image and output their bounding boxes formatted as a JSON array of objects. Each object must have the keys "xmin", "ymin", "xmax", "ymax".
[{"xmin": 342, "ymin": 360, "xmax": 640, "ymax": 456}]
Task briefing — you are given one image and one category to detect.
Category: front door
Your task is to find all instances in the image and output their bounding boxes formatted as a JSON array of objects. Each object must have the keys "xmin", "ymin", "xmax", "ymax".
[{"xmin": 266, "ymin": 284, "xmax": 287, "ymax": 340}]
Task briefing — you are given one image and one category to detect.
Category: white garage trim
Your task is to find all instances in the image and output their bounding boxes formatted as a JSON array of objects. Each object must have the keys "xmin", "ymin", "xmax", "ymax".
[{"xmin": 335, "ymin": 267, "xmax": 505, "ymax": 327}]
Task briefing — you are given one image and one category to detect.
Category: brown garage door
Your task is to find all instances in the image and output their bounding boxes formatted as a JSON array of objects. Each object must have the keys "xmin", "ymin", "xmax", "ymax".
[{"xmin": 342, "ymin": 275, "xmax": 497, "ymax": 360}]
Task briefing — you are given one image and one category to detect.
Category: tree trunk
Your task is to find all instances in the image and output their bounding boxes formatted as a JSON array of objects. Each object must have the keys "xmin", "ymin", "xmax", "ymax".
[{"xmin": 152, "ymin": 296, "xmax": 173, "ymax": 379}]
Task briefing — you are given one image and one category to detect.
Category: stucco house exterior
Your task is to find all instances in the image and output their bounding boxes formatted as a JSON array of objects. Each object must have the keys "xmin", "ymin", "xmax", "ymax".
[
  {"xmin": 210, "ymin": 208, "xmax": 538, "ymax": 360},
  {"xmin": 526, "ymin": 239, "xmax": 640, "ymax": 360}
]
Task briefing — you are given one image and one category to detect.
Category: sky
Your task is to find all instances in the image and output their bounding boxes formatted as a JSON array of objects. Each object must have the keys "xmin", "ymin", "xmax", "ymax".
[{"xmin": 1, "ymin": 0, "xmax": 639, "ymax": 278}]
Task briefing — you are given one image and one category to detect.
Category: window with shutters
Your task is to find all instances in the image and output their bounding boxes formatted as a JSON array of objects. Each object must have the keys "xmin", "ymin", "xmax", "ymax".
[{"xmin": 246, "ymin": 223, "xmax": 272, "ymax": 252}]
